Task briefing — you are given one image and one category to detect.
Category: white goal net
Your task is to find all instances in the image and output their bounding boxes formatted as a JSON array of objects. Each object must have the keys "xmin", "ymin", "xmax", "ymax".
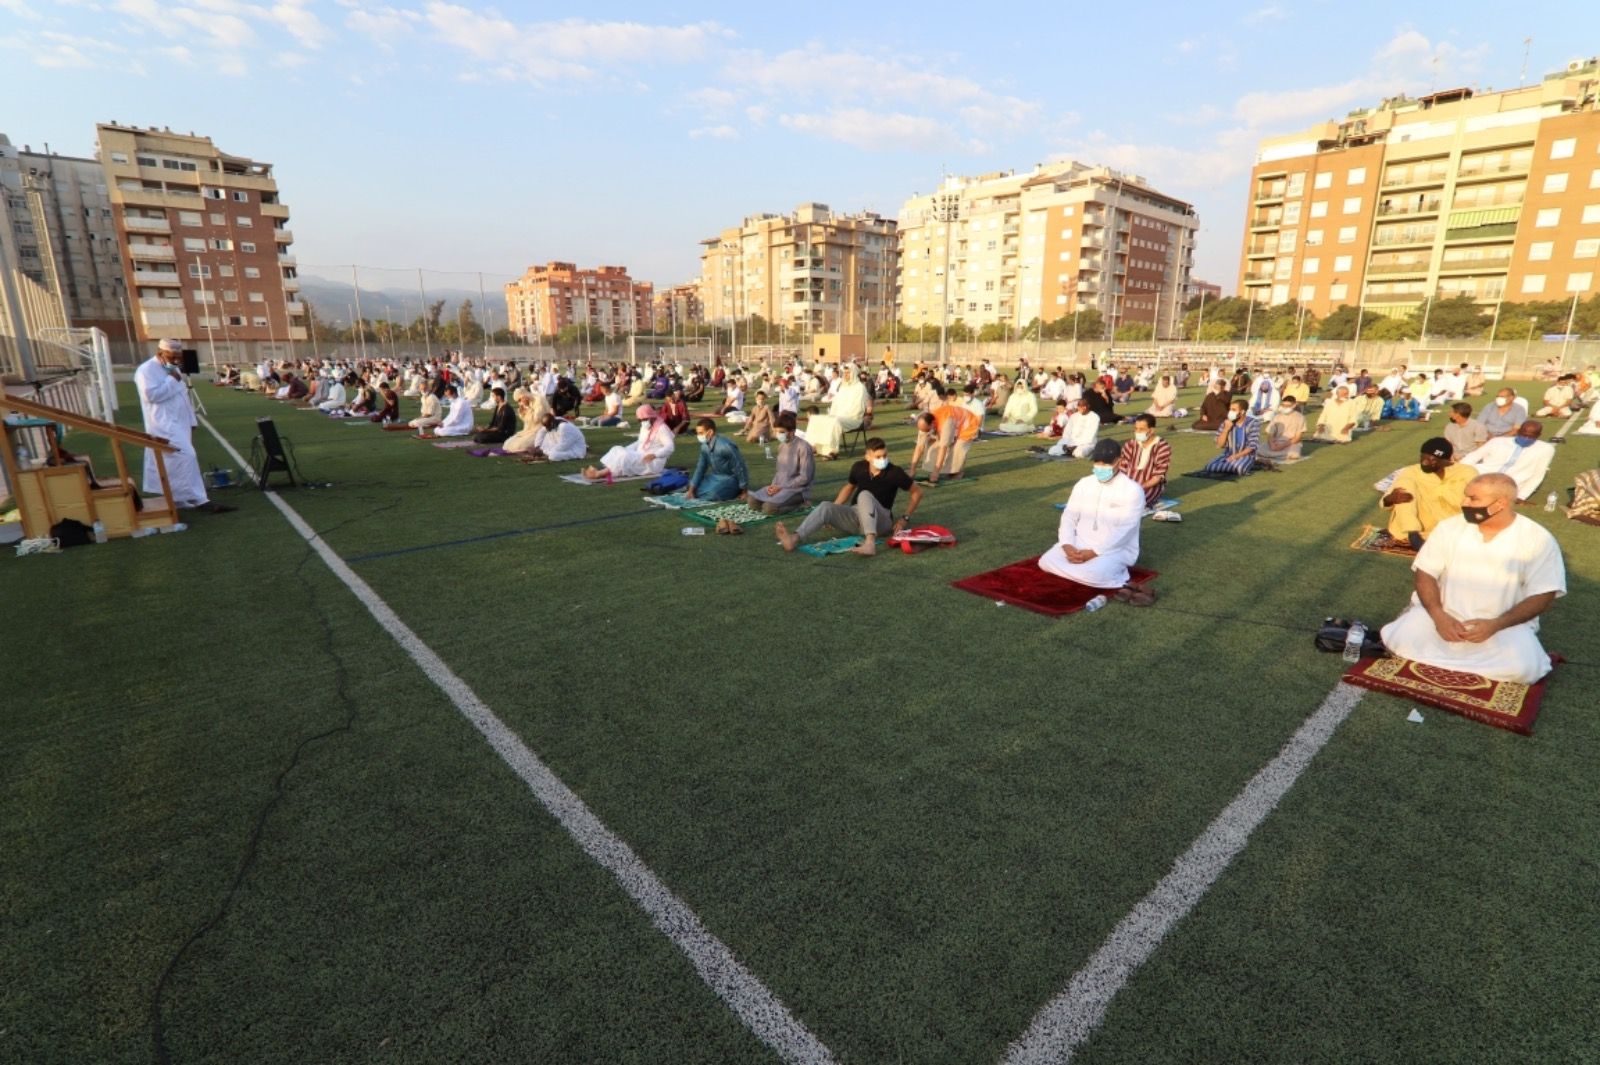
[{"xmin": 627, "ymin": 335, "xmax": 712, "ymax": 366}]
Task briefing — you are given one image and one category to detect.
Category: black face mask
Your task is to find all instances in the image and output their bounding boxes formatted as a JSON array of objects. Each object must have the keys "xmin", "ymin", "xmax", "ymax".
[{"xmin": 1462, "ymin": 504, "xmax": 1493, "ymax": 525}]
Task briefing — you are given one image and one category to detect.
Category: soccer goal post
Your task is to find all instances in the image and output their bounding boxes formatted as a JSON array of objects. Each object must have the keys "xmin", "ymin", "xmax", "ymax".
[{"xmin": 627, "ymin": 335, "xmax": 712, "ymax": 366}]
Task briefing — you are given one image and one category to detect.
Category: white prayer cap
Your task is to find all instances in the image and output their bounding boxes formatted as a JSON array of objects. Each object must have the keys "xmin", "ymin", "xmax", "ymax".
[{"xmin": 158, "ymin": 338, "xmax": 183, "ymax": 353}]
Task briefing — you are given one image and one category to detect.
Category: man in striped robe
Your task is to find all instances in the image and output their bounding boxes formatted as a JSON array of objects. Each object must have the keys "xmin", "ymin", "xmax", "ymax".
[
  {"xmin": 1201, "ymin": 399, "xmax": 1260, "ymax": 477},
  {"xmin": 1114, "ymin": 413, "xmax": 1172, "ymax": 507}
]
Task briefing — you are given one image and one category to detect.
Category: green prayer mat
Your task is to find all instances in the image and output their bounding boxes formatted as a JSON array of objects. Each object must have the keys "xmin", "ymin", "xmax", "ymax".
[{"xmin": 799, "ymin": 535, "xmax": 864, "ymax": 557}]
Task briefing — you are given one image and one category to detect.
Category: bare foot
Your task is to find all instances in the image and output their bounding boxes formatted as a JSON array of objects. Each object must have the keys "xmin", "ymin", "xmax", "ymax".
[
  {"xmin": 774, "ymin": 522, "xmax": 798, "ymax": 552},
  {"xmin": 849, "ymin": 538, "xmax": 877, "ymax": 557}
]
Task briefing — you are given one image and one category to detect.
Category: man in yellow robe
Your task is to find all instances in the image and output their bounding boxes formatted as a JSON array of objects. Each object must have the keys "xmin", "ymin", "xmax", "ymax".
[{"xmin": 1380, "ymin": 437, "xmax": 1476, "ymax": 549}]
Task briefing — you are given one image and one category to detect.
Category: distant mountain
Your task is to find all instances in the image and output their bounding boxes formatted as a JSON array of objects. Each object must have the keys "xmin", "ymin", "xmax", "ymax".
[{"xmin": 296, "ymin": 274, "xmax": 512, "ymax": 327}]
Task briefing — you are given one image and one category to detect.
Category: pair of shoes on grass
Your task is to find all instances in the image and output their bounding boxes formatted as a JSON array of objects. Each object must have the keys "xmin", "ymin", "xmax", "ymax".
[
  {"xmin": 715, "ymin": 518, "xmax": 744, "ymax": 536},
  {"xmin": 1113, "ymin": 584, "xmax": 1156, "ymax": 607}
]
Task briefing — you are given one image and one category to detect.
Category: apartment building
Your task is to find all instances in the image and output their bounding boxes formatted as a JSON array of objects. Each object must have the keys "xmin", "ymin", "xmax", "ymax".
[
  {"xmin": 698, "ymin": 203, "xmax": 897, "ymax": 338},
  {"xmin": 0, "ymin": 134, "xmax": 128, "ymax": 340},
  {"xmin": 1238, "ymin": 58, "xmax": 1600, "ymax": 319},
  {"xmin": 96, "ymin": 123, "xmax": 304, "ymax": 357},
  {"xmin": 504, "ymin": 262, "xmax": 653, "ymax": 339},
  {"xmin": 652, "ymin": 282, "xmax": 703, "ymax": 332},
  {"xmin": 898, "ymin": 162, "xmax": 1199, "ymax": 338}
]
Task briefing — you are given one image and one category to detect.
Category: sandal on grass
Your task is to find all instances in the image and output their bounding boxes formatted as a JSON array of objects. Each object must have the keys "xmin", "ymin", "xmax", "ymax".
[{"xmin": 1114, "ymin": 585, "xmax": 1157, "ymax": 607}]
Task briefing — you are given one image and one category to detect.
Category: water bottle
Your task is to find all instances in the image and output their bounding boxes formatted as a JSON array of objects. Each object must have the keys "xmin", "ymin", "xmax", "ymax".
[
  {"xmin": 92, "ymin": 519, "xmax": 106, "ymax": 544},
  {"xmin": 17, "ymin": 444, "xmax": 31, "ymax": 469},
  {"xmin": 1083, "ymin": 594, "xmax": 1108, "ymax": 613},
  {"xmin": 1544, "ymin": 491, "xmax": 1558, "ymax": 513},
  {"xmin": 681, "ymin": 526, "xmax": 705, "ymax": 536},
  {"xmin": 764, "ymin": 444, "xmax": 773, "ymax": 460},
  {"xmin": 1342, "ymin": 621, "xmax": 1367, "ymax": 663}
]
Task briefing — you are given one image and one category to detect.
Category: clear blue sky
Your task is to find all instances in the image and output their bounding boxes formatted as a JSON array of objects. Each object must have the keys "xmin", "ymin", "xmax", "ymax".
[{"xmin": 5, "ymin": 1, "xmax": 1596, "ymax": 298}]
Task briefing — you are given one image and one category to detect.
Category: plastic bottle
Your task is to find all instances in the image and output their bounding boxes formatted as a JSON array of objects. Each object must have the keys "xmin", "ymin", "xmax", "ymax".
[
  {"xmin": 1544, "ymin": 491, "xmax": 1558, "ymax": 513},
  {"xmin": 764, "ymin": 444, "xmax": 773, "ymax": 460},
  {"xmin": 92, "ymin": 519, "xmax": 106, "ymax": 544},
  {"xmin": 681, "ymin": 526, "xmax": 705, "ymax": 536},
  {"xmin": 17, "ymin": 444, "xmax": 31, "ymax": 469},
  {"xmin": 1343, "ymin": 621, "xmax": 1367, "ymax": 663},
  {"xmin": 1083, "ymin": 594, "xmax": 1108, "ymax": 613}
]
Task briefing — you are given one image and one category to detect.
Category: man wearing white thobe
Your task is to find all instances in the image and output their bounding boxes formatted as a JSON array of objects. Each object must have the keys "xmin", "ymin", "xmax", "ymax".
[
  {"xmin": 1462, "ymin": 421, "xmax": 1555, "ymax": 501},
  {"xmin": 804, "ymin": 365, "xmax": 870, "ymax": 458},
  {"xmin": 1039, "ymin": 439, "xmax": 1145, "ymax": 590},
  {"xmin": 1381, "ymin": 473, "xmax": 1564, "ymax": 684},
  {"xmin": 136, "ymin": 338, "xmax": 227, "ymax": 512},
  {"xmin": 435, "ymin": 386, "xmax": 475, "ymax": 437},
  {"xmin": 1047, "ymin": 399, "xmax": 1099, "ymax": 458}
]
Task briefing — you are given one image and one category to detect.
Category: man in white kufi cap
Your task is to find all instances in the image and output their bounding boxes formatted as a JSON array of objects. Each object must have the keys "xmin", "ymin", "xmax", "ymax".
[{"xmin": 134, "ymin": 339, "xmax": 232, "ymax": 513}]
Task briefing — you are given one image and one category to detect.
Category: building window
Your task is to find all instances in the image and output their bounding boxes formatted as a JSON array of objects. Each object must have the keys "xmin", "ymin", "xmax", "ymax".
[
  {"xmin": 136, "ymin": 155, "xmax": 157, "ymax": 167},
  {"xmin": 222, "ymin": 289, "xmax": 238, "ymax": 302},
  {"xmin": 1314, "ymin": 172, "xmax": 1332, "ymax": 190},
  {"xmin": 219, "ymin": 264, "xmax": 234, "ymax": 277},
  {"xmin": 1303, "ymin": 257, "xmax": 1320, "ymax": 275},
  {"xmin": 182, "ymin": 237, "xmax": 205, "ymax": 252},
  {"xmin": 1299, "ymin": 284, "xmax": 1316, "ymax": 301},
  {"xmin": 1550, "ymin": 138, "xmax": 1576, "ymax": 160},
  {"xmin": 1582, "ymin": 204, "xmax": 1600, "ymax": 224},
  {"xmin": 1536, "ymin": 208, "xmax": 1561, "ymax": 227},
  {"xmin": 1310, "ymin": 201, "xmax": 1328, "ymax": 218},
  {"xmin": 1568, "ymin": 272, "xmax": 1594, "ymax": 292},
  {"xmin": 1337, "ymin": 226, "xmax": 1357, "ymax": 244},
  {"xmin": 203, "ymin": 187, "xmax": 224, "ymax": 200},
  {"xmin": 1333, "ymin": 255, "xmax": 1353, "ymax": 271},
  {"xmin": 233, "ymin": 191, "xmax": 249, "ymax": 203},
  {"xmin": 228, "ymin": 315, "xmax": 245, "ymax": 327},
  {"xmin": 1342, "ymin": 197, "xmax": 1362, "ymax": 214},
  {"xmin": 240, "ymin": 241, "xmax": 256, "ymax": 253},
  {"xmin": 1059, "ymin": 251, "xmax": 1072, "ymax": 261},
  {"xmin": 1529, "ymin": 241, "xmax": 1554, "ymax": 261},
  {"xmin": 1576, "ymin": 238, "xmax": 1600, "ymax": 260},
  {"xmin": 110, "ymin": 152, "xmax": 129, "ymax": 164},
  {"xmin": 210, "ymin": 238, "xmax": 232, "ymax": 251},
  {"xmin": 252, "ymin": 316, "xmax": 269, "ymax": 327},
  {"xmin": 209, "ymin": 213, "xmax": 224, "ymax": 224},
  {"xmin": 186, "ymin": 263, "xmax": 211, "ymax": 278},
  {"xmin": 1543, "ymin": 173, "xmax": 1569, "ymax": 194},
  {"xmin": 193, "ymin": 289, "xmax": 215, "ymax": 303},
  {"xmin": 243, "ymin": 267, "xmax": 260, "ymax": 279},
  {"xmin": 1305, "ymin": 229, "xmax": 1324, "ymax": 246},
  {"xmin": 1522, "ymin": 274, "xmax": 1546, "ymax": 294},
  {"xmin": 179, "ymin": 211, "xmax": 202, "ymax": 226},
  {"xmin": 1330, "ymin": 282, "xmax": 1349, "ymax": 301},
  {"xmin": 1348, "ymin": 167, "xmax": 1366, "ymax": 184}
]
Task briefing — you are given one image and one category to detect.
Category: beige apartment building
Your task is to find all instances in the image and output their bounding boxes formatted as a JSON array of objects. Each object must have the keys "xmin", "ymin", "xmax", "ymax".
[
  {"xmin": 1239, "ymin": 58, "xmax": 1600, "ymax": 320},
  {"xmin": 653, "ymin": 282, "xmax": 703, "ymax": 331},
  {"xmin": 698, "ymin": 203, "xmax": 897, "ymax": 338},
  {"xmin": 898, "ymin": 162, "xmax": 1199, "ymax": 338},
  {"xmin": 504, "ymin": 262, "xmax": 653, "ymax": 339},
  {"xmin": 97, "ymin": 123, "xmax": 304, "ymax": 358},
  {"xmin": 0, "ymin": 134, "xmax": 129, "ymax": 341}
]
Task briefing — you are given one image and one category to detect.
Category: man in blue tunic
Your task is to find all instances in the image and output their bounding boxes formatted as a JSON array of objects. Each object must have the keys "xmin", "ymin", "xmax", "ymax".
[
  {"xmin": 1200, "ymin": 398, "xmax": 1260, "ymax": 477},
  {"xmin": 685, "ymin": 417, "xmax": 750, "ymax": 502}
]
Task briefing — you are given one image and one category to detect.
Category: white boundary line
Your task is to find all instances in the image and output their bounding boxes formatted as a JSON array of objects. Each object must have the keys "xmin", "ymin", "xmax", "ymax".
[
  {"xmin": 197, "ymin": 417, "xmax": 836, "ymax": 1065},
  {"xmin": 1001, "ymin": 681, "xmax": 1366, "ymax": 1065}
]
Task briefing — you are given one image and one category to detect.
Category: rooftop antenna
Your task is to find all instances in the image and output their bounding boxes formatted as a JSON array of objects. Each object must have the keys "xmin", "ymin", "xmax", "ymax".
[{"xmin": 1520, "ymin": 37, "xmax": 1532, "ymax": 84}]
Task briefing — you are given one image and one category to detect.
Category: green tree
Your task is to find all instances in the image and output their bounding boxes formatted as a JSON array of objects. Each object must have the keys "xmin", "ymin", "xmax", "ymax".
[
  {"xmin": 1042, "ymin": 308, "xmax": 1103, "ymax": 340},
  {"xmin": 1365, "ymin": 315, "xmax": 1420, "ymax": 341},
  {"xmin": 1318, "ymin": 305, "xmax": 1381, "ymax": 341},
  {"xmin": 1198, "ymin": 320, "xmax": 1238, "ymax": 341},
  {"xmin": 976, "ymin": 322, "xmax": 1010, "ymax": 342},
  {"xmin": 1420, "ymin": 294, "xmax": 1489, "ymax": 338},
  {"xmin": 946, "ymin": 319, "xmax": 973, "ymax": 342},
  {"xmin": 556, "ymin": 323, "xmax": 588, "ymax": 344},
  {"xmin": 1262, "ymin": 309, "xmax": 1317, "ymax": 341},
  {"xmin": 1114, "ymin": 322, "xmax": 1155, "ymax": 341}
]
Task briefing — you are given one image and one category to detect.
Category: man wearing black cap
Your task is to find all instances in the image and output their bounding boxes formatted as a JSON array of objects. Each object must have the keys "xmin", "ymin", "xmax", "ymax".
[
  {"xmin": 1379, "ymin": 436, "xmax": 1475, "ymax": 550},
  {"xmin": 1039, "ymin": 438, "xmax": 1149, "ymax": 600}
]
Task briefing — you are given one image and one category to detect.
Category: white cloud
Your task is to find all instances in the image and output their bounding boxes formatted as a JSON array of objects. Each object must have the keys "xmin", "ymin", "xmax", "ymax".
[
  {"xmin": 344, "ymin": 4, "xmax": 417, "ymax": 46},
  {"xmin": 744, "ymin": 104, "xmax": 769, "ymax": 126},
  {"xmin": 685, "ymin": 86, "xmax": 739, "ymax": 111},
  {"xmin": 689, "ymin": 124, "xmax": 738, "ymax": 140},
  {"xmin": 273, "ymin": 49, "xmax": 309, "ymax": 67},
  {"xmin": 0, "ymin": 0, "xmax": 41, "ymax": 20},
  {"xmin": 271, "ymin": 0, "xmax": 331, "ymax": 49},
  {"xmin": 779, "ymin": 109, "xmax": 979, "ymax": 153},
  {"xmin": 1243, "ymin": 4, "xmax": 1287, "ymax": 25}
]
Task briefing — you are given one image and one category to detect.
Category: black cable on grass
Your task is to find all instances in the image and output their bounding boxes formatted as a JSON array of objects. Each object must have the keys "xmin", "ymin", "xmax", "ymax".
[{"xmin": 149, "ymin": 548, "xmax": 360, "ymax": 1064}]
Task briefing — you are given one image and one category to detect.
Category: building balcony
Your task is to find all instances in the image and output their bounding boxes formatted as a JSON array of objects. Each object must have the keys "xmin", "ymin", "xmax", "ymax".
[
  {"xmin": 278, "ymin": 255, "xmax": 296, "ymax": 267},
  {"xmin": 273, "ymin": 229, "xmax": 293, "ymax": 244},
  {"xmin": 117, "ymin": 186, "xmax": 201, "ymax": 209},
  {"xmin": 281, "ymin": 277, "xmax": 300, "ymax": 291},
  {"xmin": 1243, "ymin": 274, "xmax": 1272, "ymax": 286},
  {"xmin": 1249, "ymin": 218, "xmax": 1282, "ymax": 232},
  {"xmin": 1380, "ymin": 172, "xmax": 1448, "ymax": 191},
  {"xmin": 1364, "ymin": 291, "xmax": 1426, "ymax": 304},
  {"xmin": 128, "ymin": 242, "xmax": 176, "ymax": 261},
  {"xmin": 1246, "ymin": 247, "xmax": 1277, "ymax": 259},
  {"xmin": 284, "ymin": 300, "xmax": 305, "ymax": 314},
  {"xmin": 1439, "ymin": 256, "xmax": 1512, "ymax": 274},
  {"xmin": 139, "ymin": 296, "xmax": 186, "ymax": 309},
  {"xmin": 288, "ymin": 326, "xmax": 308, "ymax": 341},
  {"xmin": 1454, "ymin": 162, "xmax": 1529, "ymax": 184},
  {"xmin": 1372, "ymin": 232, "xmax": 1436, "ymax": 248},
  {"xmin": 260, "ymin": 202, "xmax": 290, "ymax": 219},
  {"xmin": 1366, "ymin": 261, "xmax": 1429, "ymax": 275},
  {"xmin": 123, "ymin": 215, "xmax": 170, "ymax": 234}
]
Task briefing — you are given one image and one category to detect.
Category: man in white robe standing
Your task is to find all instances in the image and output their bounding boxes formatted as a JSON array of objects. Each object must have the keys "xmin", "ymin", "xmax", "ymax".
[
  {"xmin": 1039, "ymin": 439, "xmax": 1147, "ymax": 597},
  {"xmin": 1380, "ymin": 473, "xmax": 1564, "ymax": 683},
  {"xmin": 136, "ymin": 339, "xmax": 231, "ymax": 513}
]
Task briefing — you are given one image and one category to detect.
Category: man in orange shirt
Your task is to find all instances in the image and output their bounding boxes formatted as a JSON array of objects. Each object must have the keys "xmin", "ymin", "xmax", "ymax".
[{"xmin": 909, "ymin": 389, "xmax": 980, "ymax": 484}]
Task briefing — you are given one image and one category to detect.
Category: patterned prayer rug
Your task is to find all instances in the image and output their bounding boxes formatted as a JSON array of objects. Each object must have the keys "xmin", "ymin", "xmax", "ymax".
[
  {"xmin": 558, "ymin": 473, "xmax": 652, "ymax": 485},
  {"xmin": 1342, "ymin": 655, "xmax": 1558, "ymax": 735},
  {"xmin": 641, "ymin": 492, "xmax": 718, "ymax": 510},
  {"xmin": 682, "ymin": 501, "xmax": 811, "ymax": 528},
  {"xmin": 1349, "ymin": 524, "xmax": 1420, "ymax": 558},
  {"xmin": 951, "ymin": 558, "xmax": 1159, "ymax": 616}
]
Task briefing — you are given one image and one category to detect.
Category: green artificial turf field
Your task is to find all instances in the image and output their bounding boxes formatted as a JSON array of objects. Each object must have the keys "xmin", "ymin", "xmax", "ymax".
[{"xmin": 4, "ymin": 380, "xmax": 1597, "ymax": 1064}]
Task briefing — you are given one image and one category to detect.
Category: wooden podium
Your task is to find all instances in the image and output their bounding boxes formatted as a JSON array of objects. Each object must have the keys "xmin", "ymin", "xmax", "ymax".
[{"xmin": 1, "ymin": 393, "xmax": 181, "ymax": 540}]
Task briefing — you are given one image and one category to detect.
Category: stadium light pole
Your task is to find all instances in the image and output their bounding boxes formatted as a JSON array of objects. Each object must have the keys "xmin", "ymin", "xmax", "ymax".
[
  {"xmin": 1559, "ymin": 291, "xmax": 1579, "ymax": 369},
  {"xmin": 933, "ymin": 190, "xmax": 960, "ymax": 366}
]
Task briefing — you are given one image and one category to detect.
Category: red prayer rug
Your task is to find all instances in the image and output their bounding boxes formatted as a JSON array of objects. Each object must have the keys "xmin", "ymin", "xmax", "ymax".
[
  {"xmin": 1342, "ymin": 655, "xmax": 1558, "ymax": 736},
  {"xmin": 951, "ymin": 557, "xmax": 1158, "ymax": 616},
  {"xmin": 1349, "ymin": 524, "xmax": 1419, "ymax": 558}
]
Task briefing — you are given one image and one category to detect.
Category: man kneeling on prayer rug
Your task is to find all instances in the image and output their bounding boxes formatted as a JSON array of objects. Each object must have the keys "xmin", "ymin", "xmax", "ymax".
[
  {"xmin": 1040, "ymin": 439, "xmax": 1153, "ymax": 605},
  {"xmin": 1380, "ymin": 473, "xmax": 1565, "ymax": 684}
]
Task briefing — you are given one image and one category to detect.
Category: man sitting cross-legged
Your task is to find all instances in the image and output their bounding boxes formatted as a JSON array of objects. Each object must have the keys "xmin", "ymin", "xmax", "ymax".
[
  {"xmin": 1032, "ymin": 396, "xmax": 1099, "ymax": 458},
  {"xmin": 1378, "ymin": 437, "xmax": 1476, "ymax": 550},
  {"xmin": 1200, "ymin": 399, "xmax": 1260, "ymax": 477},
  {"xmin": 1315, "ymin": 385, "xmax": 1360, "ymax": 443},
  {"xmin": 1461, "ymin": 420, "xmax": 1555, "ymax": 502},
  {"xmin": 1040, "ymin": 439, "xmax": 1152, "ymax": 605},
  {"xmin": 409, "ymin": 383, "xmax": 443, "ymax": 433},
  {"xmin": 1258, "ymin": 396, "xmax": 1306, "ymax": 463},
  {"xmin": 434, "ymin": 384, "xmax": 476, "ymax": 438},
  {"xmin": 1379, "ymin": 472, "xmax": 1565, "ymax": 683},
  {"xmin": 749, "ymin": 412, "xmax": 815, "ymax": 515},
  {"xmin": 775, "ymin": 437, "xmax": 923, "ymax": 557},
  {"xmin": 1113, "ymin": 413, "xmax": 1172, "ymax": 507},
  {"xmin": 473, "ymin": 387, "xmax": 517, "ymax": 445}
]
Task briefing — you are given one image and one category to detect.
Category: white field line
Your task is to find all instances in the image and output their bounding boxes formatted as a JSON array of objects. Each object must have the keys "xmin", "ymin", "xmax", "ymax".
[
  {"xmin": 1001, "ymin": 681, "xmax": 1367, "ymax": 1065},
  {"xmin": 197, "ymin": 417, "xmax": 836, "ymax": 1065}
]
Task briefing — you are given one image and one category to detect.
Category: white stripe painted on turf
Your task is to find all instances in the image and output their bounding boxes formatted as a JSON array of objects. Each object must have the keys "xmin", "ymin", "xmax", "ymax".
[
  {"xmin": 1001, "ymin": 681, "xmax": 1366, "ymax": 1065},
  {"xmin": 197, "ymin": 417, "xmax": 837, "ymax": 1065}
]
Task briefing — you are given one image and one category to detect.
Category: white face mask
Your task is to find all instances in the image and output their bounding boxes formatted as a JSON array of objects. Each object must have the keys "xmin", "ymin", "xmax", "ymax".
[
  {"xmin": 1227, "ymin": 410, "xmax": 1240, "ymax": 422},
  {"xmin": 1134, "ymin": 431, "xmax": 1150, "ymax": 443},
  {"xmin": 1496, "ymin": 397, "xmax": 1511, "ymax": 407},
  {"xmin": 775, "ymin": 431, "xmax": 788, "ymax": 443}
]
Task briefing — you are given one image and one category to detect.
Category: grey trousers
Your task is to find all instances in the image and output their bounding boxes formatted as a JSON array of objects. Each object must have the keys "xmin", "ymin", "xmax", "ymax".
[{"xmin": 795, "ymin": 492, "xmax": 893, "ymax": 540}]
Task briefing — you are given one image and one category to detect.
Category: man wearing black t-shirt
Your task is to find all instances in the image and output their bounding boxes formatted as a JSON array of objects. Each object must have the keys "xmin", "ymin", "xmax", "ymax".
[{"xmin": 775, "ymin": 437, "xmax": 924, "ymax": 557}]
